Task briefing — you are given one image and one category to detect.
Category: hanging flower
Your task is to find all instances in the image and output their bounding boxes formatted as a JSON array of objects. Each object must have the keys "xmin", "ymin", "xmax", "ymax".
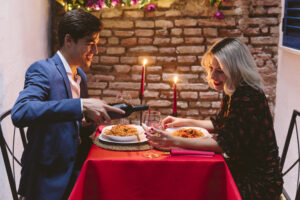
[
  {"xmin": 146, "ymin": 3, "xmax": 157, "ymax": 11},
  {"xmin": 131, "ymin": 0, "xmax": 138, "ymax": 5},
  {"xmin": 214, "ymin": 11, "xmax": 224, "ymax": 20}
]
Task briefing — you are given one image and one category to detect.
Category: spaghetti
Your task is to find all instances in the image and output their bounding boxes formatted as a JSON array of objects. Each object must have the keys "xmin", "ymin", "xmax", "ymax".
[{"xmin": 172, "ymin": 128, "xmax": 204, "ymax": 138}]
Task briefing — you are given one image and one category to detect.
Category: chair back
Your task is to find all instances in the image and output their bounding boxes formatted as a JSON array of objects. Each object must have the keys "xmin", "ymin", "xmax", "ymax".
[
  {"xmin": 0, "ymin": 109, "xmax": 27, "ymax": 200},
  {"xmin": 280, "ymin": 110, "xmax": 300, "ymax": 200}
]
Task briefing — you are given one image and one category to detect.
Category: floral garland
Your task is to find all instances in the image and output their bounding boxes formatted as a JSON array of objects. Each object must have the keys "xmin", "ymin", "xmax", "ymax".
[
  {"xmin": 56, "ymin": 0, "xmax": 227, "ymax": 19},
  {"xmin": 56, "ymin": 0, "xmax": 157, "ymax": 11}
]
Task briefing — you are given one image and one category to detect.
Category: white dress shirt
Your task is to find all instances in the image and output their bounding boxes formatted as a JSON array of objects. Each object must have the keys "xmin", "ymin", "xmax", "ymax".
[{"xmin": 57, "ymin": 51, "xmax": 83, "ymax": 111}]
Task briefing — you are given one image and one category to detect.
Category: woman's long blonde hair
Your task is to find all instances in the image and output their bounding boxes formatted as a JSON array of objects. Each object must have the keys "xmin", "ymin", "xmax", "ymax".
[{"xmin": 201, "ymin": 37, "xmax": 264, "ymax": 95}]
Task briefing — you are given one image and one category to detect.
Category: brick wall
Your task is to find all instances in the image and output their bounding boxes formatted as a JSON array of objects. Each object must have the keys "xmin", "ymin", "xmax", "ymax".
[{"xmin": 52, "ymin": 0, "xmax": 281, "ymax": 123}]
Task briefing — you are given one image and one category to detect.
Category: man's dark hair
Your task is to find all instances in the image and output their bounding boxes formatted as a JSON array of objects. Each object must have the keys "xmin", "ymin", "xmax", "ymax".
[{"xmin": 58, "ymin": 9, "xmax": 101, "ymax": 47}]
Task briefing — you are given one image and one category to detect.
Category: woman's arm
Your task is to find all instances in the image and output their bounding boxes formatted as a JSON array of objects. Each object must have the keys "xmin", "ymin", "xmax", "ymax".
[
  {"xmin": 142, "ymin": 124, "xmax": 222, "ymax": 152},
  {"xmin": 162, "ymin": 116, "xmax": 214, "ymax": 130}
]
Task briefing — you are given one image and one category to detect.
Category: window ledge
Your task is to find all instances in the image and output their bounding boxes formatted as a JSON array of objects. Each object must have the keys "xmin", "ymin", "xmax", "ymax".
[{"xmin": 280, "ymin": 45, "xmax": 300, "ymax": 56}]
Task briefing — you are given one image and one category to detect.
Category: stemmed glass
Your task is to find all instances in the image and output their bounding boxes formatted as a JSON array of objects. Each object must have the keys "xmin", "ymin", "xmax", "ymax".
[{"xmin": 142, "ymin": 110, "xmax": 162, "ymax": 128}]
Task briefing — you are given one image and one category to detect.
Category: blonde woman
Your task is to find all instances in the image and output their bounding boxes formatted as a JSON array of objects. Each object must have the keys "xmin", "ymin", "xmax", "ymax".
[{"xmin": 143, "ymin": 38, "xmax": 283, "ymax": 200}]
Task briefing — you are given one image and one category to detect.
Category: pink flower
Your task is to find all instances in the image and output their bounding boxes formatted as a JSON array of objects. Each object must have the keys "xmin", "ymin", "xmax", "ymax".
[
  {"xmin": 214, "ymin": 11, "xmax": 224, "ymax": 20},
  {"xmin": 131, "ymin": 0, "xmax": 138, "ymax": 5},
  {"xmin": 146, "ymin": 3, "xmax": 157, "ymax": 11}
]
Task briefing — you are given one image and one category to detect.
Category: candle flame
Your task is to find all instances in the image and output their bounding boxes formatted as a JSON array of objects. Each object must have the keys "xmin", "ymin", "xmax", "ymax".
[
  {"xmin": 143, "ymin": 59, "xmax": 147, "ymax": 66},
  {"xmin": 174, "ymin": 76, "xmax": 178, "ymax": 83}
]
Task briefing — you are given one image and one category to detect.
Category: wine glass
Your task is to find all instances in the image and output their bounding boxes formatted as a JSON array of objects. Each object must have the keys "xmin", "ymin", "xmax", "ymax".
[{"xmin": 142, "ymin": 110, "xmax": 162, "ymax": 128}]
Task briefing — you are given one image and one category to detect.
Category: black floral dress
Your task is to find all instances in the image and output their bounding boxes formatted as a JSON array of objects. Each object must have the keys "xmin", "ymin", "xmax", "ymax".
[{"xmin": 211, "ymin": 85, "xmax": 283, "ymax": 200}]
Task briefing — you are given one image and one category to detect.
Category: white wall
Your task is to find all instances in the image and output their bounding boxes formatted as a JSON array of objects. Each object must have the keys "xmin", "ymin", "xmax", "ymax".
[
  {"xmin": 274, "ymin": 1, "xmax": 300, "ymax": 198},
  {"xmin": 0, "ymin": 1, "xmax": 50, "ymax": 199}
]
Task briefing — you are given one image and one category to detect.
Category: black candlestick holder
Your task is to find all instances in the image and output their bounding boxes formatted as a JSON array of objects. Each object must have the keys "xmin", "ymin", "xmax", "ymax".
[
  {"xmin": 172, "ymin": 112, "xmax": 177, "ymax": 117},
  {"xmin": 139, "ymin": 94, "xmax": 143, "ymax": 125}
]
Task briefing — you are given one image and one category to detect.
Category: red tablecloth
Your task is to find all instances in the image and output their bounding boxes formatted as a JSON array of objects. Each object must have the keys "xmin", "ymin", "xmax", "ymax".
[{"xmin": 69, "ymin": 128, "xmax": 241, "ymax": 200}]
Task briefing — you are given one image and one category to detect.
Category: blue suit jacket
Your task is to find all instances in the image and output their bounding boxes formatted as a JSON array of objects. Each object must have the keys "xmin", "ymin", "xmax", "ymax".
[{"xmin": 11, "ymin": 53, "xmax": 89, "ymax": 200}]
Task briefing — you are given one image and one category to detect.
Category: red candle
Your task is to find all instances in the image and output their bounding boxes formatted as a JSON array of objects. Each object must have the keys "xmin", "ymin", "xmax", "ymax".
[
  {"xmin": 139, "ymin": 59, "xmax": 147, "ymax": 99},
  {"xmin": 173, "ymin": 76, "xmax": 178, "ymax": 116}
]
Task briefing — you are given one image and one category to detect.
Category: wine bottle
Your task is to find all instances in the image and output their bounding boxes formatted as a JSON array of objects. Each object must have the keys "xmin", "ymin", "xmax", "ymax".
[{"xmin": 107, "ymin": 103, "xmax": 149, "ymax": 120}]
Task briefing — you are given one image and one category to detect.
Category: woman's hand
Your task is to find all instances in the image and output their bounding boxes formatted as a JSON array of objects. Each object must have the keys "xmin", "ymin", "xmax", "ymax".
[
  {"xmin": 161, "ymin": 116, "xmax": 189, "ymax": 129},
  {"xmin": 142, "ymin": 123, "xmax": 178, "ymax": 148}
]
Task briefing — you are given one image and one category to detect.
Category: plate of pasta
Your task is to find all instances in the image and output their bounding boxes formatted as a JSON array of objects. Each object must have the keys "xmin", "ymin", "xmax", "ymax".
[
  {"xmin": 166, "ymin": 127, "xmax": 212, "ymax": 139},
  {"xmin": 99, "ymin": 124, "xmax": 147, "ymax": 144}
]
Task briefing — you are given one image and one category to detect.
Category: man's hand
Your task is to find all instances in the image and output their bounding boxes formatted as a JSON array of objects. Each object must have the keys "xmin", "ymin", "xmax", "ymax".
[{"xmin": 82, "ymin": 98, "xmax": 125, "ymax": 125}]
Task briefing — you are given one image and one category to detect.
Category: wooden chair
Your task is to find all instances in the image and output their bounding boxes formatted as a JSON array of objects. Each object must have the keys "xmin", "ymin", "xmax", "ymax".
[
  {"xmin": 280, "ymin": 110, "xmax": 300, "ymax": 200},
  {"xmin": 0, "ymin": 109, "xmax": 27, "ymax": 200}
]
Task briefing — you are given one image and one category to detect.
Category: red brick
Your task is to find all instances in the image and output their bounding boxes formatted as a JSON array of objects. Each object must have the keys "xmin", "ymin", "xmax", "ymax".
[
  {"xmin": 147, "ymin": 100, "xmax": 172, "ymax": 107},
  {"xmin": 251, "ymin": 37, "xmax": 278, "ymax": 45},
  {"xmin": 198, "ymin": 18, "xmax": 236, "ymax": 27},
  {"xmin": 175, "ymin": 19, "xmax": 197, "ymax": 27},
  {"xmin": 100, "ymin": 56, "xmax": 119, "ymax": 64},
  {"xmin": 171, "ymin": 28, "xmax": 182, "ymax": 36},
  {"xmin": 87, "ymin": 82, "xmax": 108, "ymax": 89},
  {"xmin": 190, "ymin": 101, "xmax": 211, "ymax": 108},
  {"xmin": 121, "ymin": 38, "xmax": 137, "ymax": 46},
  {"xmin": 120, "ymin": 56, "xmax": 138, "ymax": 64},
  {"xmin": 88, "ymin": 89, "xmax": 102, "ymax": 96},
  {"xmin": 114, "ymin": 65, "xmax": 131, "ymax": 73},
  {"xmin": 147, "ymin": 83, "xmax": 171, "ymax": 90},
  {"xmin": 135, "ymin": 29, "xmax": 154, "ymax": 37},
  {"xmin": 106, "ymin": 47, "xmax": 125, "ymax": 55},
  {"xmin": 177, "ymin": 56, "xmax": 197, "ymax": 63},
  {"xmin": 156, "ymin": 56, "xmax": 177, "ymax": 63},
  {"xmin": 176, "ymin": 46, "xmax": 205, "ymax": 54},
  {"xmin": 199, "ymin": 91, "xmax": 219, "ymax": 100},
  {"xmin": 108, "ymin": 37, "xmax": 119, "ymax": 45},
  {"xmin": 135, "ymin": 20, "xmax": 155, "ymax": 28},
  {"xmin": 138, "ymin": 38, "xmax": 153, "ymax": 45},
  {"xmin": 156, "ymin": 29, "xmax": 169, "ymax": 36},
  {"xmin": 124, "ymin": 10, "xmax": 144, "ymax": 18},
  {"xmin": 185, "ymin": 37, "xmax": 204, "ymax": 44},
  {"xmin": 219, "ymin": 29, "xmax": 242, "ymax": 37},
  {"xmin": 183, "ymin": 28, "xmax": 202, "ymax": 36},
  {"xmin": 159, "ymin": 47, "xmax": 176, "ymax": 54},
  {"xmin": 155, "ymin": 20, "xmax": 174, "ymax": 28},
  {"xmin": 114, "ymin": 30, "xmax": 134, "ymax": 37},
  {"xmin": 128, "ymin": 46, "xmax": 158, "ymax": 53},
  {"xmin": 101, "ymin": 9, "xmax": 122, "ymax": 18},
  {"xmin": 109, "ymin": 82, "xmax": 140, "ymax": 89},
  {"xmin": 102, "ymin": 20, "xmax": 134, "ymax": 29},
  {"xmin": 100, "ymin": 29, "xmax": 112, "ymax": 37},
  {"xmin": 180, "ymin": 92, "xmax": 198, "ymax": 99},
  {"xmin": 203, "ymin": 28, "xmax": 218, "ymax": 37},
  {"xmin": 165, "ymin": 10, "xmax": 181, "ymax": 17},
  {"xmin": 147, "ymin": 74, "xmax": 161, "ymax": 82},
  {"xmin": 171, "ymin": 37, "xmax": 184, "ymax": 44},
  {"xmin": 146, "ymin": 66, "xmax": 162, "ymax": 73},
  {"xmin": 144, "ymin": 90, "xmax": 159, "ymax": 98},
  {"xmin": 177, "ymin": 83, "xmax": 209, "ymax": 91},
  {"xmin": 153, "ymin": 37, "xmax": 171, "ymax": 45}
]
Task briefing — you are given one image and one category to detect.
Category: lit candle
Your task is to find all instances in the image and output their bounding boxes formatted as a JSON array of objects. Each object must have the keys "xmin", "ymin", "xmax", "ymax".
[
  {"xmin": 139, "ymin": 59, "xmax": 147, "ymax": 101},
  {"xmin": 173, "ymin": 76, "xmax": 178, "ymax": 116}
]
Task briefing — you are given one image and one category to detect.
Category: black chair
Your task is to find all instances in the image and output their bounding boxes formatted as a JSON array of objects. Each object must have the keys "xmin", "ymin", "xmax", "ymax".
[
  {"xmin": 280, "ymin": 110, "xmax": 300, "ymax": 200},
  {"xmin": 0, "ymin": 109, "xmax": 27, "ymax": 200}
]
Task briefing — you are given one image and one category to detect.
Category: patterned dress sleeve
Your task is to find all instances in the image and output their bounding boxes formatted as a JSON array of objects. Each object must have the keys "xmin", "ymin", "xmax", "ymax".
[{"xmin": 215, "ymin": 90, "xmax": 261, "ymax": 160}]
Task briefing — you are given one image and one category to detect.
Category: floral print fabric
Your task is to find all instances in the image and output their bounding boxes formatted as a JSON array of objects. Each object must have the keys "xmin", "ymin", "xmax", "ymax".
[{"xmin": 211, "ymin": 85, "xmax": 283, "ymax": 200}]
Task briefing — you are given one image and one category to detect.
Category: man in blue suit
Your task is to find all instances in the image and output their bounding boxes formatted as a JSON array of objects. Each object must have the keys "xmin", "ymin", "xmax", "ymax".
[{"xmin": 11, "ymin": 9, "xmax": 124, "ymax": 199}]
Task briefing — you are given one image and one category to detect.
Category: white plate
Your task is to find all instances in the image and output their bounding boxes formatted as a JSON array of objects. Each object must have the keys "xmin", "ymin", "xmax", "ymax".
[
  {"xmin": 166, "ymin": 127, "xmax": 212, "ymax": 138},
  {"xmin": 99, "ymin": 125, "xmax": 148, "ymax": 144}
]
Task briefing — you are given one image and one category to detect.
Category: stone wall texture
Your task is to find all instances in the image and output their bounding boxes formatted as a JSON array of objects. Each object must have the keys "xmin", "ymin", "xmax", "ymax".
[{"xmin": 53, "ymin": 0, "xmax": 281, "ymax": 123}]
